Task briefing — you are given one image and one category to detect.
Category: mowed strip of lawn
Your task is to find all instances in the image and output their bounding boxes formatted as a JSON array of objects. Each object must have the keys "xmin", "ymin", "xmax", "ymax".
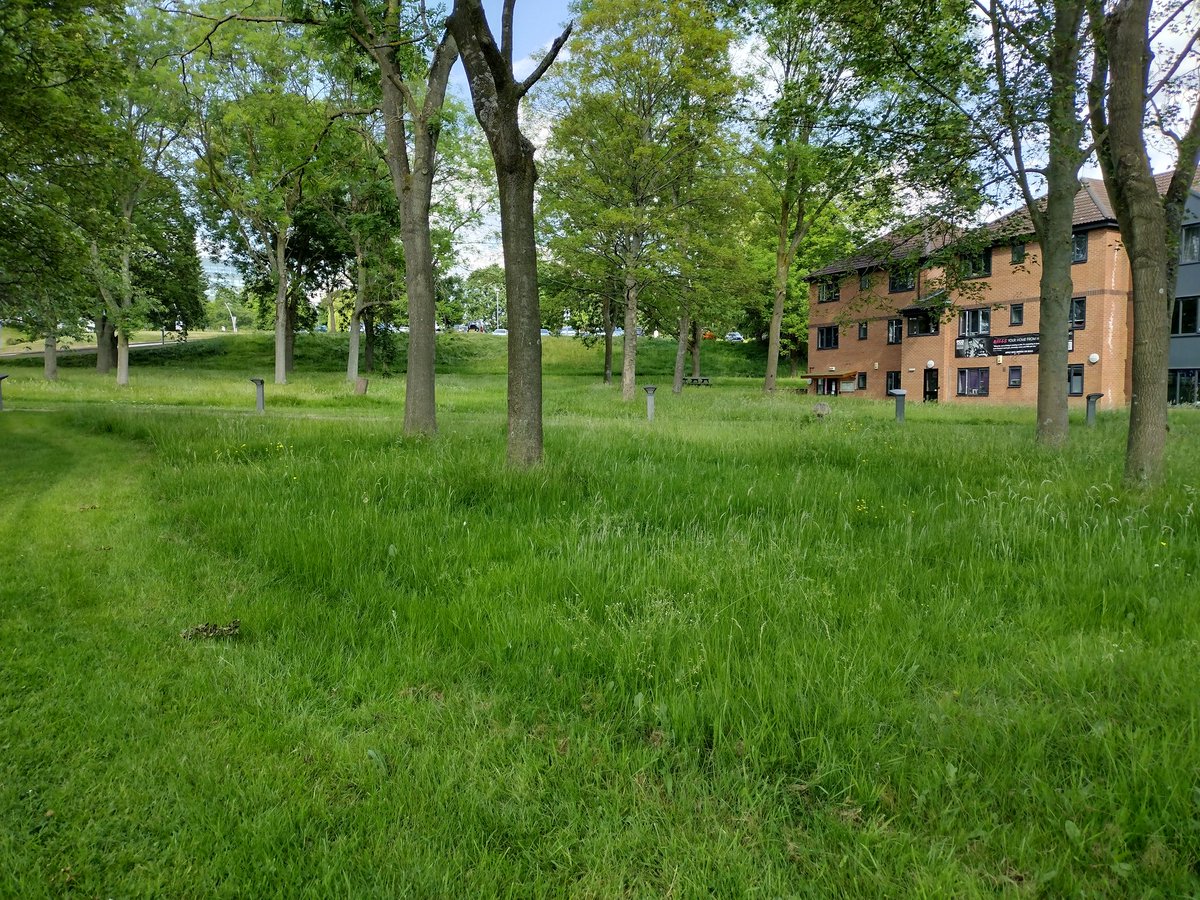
[{"xmin": 1, "ymin": 386, "xmax": 1199, "ymax": 896}]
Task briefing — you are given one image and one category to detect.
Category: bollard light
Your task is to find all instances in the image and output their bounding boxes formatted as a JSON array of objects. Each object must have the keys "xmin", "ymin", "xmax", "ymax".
[
  {"xmin": 644, "ymin": 384, "xmax": 657, "ymax": 421},
  {"xmin": 0, "ymin": 373, "xmax": 8, "ymax": 411},
  {"xmin": 1086, "ymin": 392, "xmax": 1104, "ymax": 427},
  {"xmin": 889, "ymin": 388, "xmax": 907, "ymax": 423},
  {"xmin": 250, "ymin": 377, "xmax": 265, "ymax": 413}
]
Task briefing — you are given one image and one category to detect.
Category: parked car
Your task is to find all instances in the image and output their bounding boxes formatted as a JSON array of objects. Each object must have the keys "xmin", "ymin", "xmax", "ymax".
[
  {"xmin": 724, "ymin": 331, "xmax": 744, "ymax": 342},
  {"xmin": 540, "ymin": 327, "xmax": 551, "ymax": 336},
  {"xmin": 612, "ymin": 327, "xmax": 624, "ymax": 337},
  {"xmin": 702, "ymin": 329, "xmax": 716, "ymax": 340},
  {"xmin": 492, "ymin": 327, "xmax": 508, "ymax": 335},
  {"xmin": 452, "ymin": 323, "xmax": 468, "ymax": 333},
  {"xmin": 559, "ymin": 326, "xmax": 577, "ymax": 336}
]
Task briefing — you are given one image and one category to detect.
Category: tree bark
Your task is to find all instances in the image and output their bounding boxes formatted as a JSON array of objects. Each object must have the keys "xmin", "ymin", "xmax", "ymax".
[
  {"xmin": 285, "ymin": 298, "xmax": 296, "ymax": 374},
  {"xmin": 274, "ymin": 229, "xmax": 288, "ymax": 384},
  {"xmin": 691, "ymin": 319, "xmax": 702, "ymax": 377},
  {"xmin": 1087, "ymin": 0, "xmax": 1200, "ymax": 484},
  {"xmin": 347, "ymin": 238, "xmax": 365, "ymax": 382},
  {"xmin": 602, "ymin": 296, "xmax": 613, "ymax": 384},
  {"xmin": 372, "ymin": 37, "xmax": 456, "ymax": 436},
  {"xmin": 364, "ymin": 308, "xmax": 375, "ymax": 373},
  {"xmin": 43, "ymin": 332, "xmax": 57, "ymax": 381},
  {"xmin": 620, "ymin": 233, "xmax": 643, "ymax": 402},
  {"xmin": 448, "ymin": 0, "xmax": 571, "ymax": 466},
  {"xmin": 672, "ymin": 311, "xmax": 690, "ymax": 394},
  {"xmin": 116, "ymin": 332, "xmax": 130, "ymax": 386},
  {"xmin": 96, "ymin": 315, "xmax": 116, "ymax": 373}
]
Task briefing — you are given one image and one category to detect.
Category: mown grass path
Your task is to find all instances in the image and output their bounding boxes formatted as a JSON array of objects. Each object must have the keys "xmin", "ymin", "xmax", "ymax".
[{"xmin": 1, "ymin": 372, "xmax": 1199, "ymax": 895}]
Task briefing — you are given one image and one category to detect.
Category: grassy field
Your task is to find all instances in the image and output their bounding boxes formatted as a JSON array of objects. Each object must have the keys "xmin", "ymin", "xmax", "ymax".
[{"xmin": 2, "ymin": 334, "xmax": 1198, "ymax": 895}]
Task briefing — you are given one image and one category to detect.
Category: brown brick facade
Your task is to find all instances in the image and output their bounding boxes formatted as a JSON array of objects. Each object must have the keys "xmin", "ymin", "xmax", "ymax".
[{"xmin": 807, "ymin": 221, "xmax": 1134, "ymax": 410}]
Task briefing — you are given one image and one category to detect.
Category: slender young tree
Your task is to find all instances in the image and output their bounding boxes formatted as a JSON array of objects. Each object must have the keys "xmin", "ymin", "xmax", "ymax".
[
  {"xmin": 447, "ymin": 0, "xmax": 572, "ymax": 466},
  {"xmin": 1087, "ymin": 0, "xmax": 1200, "ymax": 485}
]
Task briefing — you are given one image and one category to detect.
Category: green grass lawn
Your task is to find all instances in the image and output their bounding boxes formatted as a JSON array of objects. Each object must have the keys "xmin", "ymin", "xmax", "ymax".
[{"xmin": 1, "ymin": 338, "xmax": 1198, "ymax": 895}]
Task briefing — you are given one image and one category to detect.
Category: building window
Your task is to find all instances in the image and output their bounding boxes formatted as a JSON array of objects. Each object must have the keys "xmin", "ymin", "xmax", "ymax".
[
  {"xmin": 1071, "ymin": 232, "xmax": 1088, "ymax": 263},
  {"xmin": 889, "ymin": 269, "xmax": 916, "ymax": 293},
  {"xmin": 817, "ymin": 325, "xmax": 839, "ymax": 350},
  {"xmin": 1011, "ymin": 243, "xmax": 1026, "ymax": 264},
  {"xmin": 1009, "ymin": 303, "xmax": 1024, "ymax": 326},
  {"xmin": 1168, "ymin": 369, "xmax": 1199, "ymax": 404},
  {"xmin": 1067, "ymin": 363, "xmax": 1084, "ymax": 396},
  {"xmin": 957, "ymin": 367, "xmax": 990, "ymax": 396},
  {"xmin": 858, "ymin": 322, "xmax": 868, "ymax": 340},
  {"xmin": 908, "ymin": 314, "xmax": 939, "ymax": 337},
  {"xmin": 1181, "ymin": 225, "xmax": 1200, "ymax": 264},
  {"xmin": 815, "ymin": 378, "xmax": 839, "ymax": 396},
  {"xmin": 856, "ymin": 372, "xmax": 867, "ymax": 390},
  {"xmin": 1008, "ymin": 366, "xmax": 1022, "ymax": 388},
  {"xmin": 818, "ymin": 281, "xmax": 840, "ymax": 303},
  {"xmin": 959, "ymin": 307, "xmax": 991, "ymax": 336},
  {"xmin": 1172, "ymin": 296, "xmax": 1198, "ymax": 335},
  {"xmin": 885, "ymin": 371, "xmax": 901, "ymax": 393},
  {"xmin": 887, "ymin": 318, "xmax": 903, "ymax": 344},
  {"xmin": 1070, "ymin": 296, "xmax": 1086, "ymax": 329},
  {"xmin": 859, "ymin": 272, "xmax": 870, "ymax": 291},
  {"xmin": 960, "ymin": 248, "xmax": 992, "ymax": 279}
]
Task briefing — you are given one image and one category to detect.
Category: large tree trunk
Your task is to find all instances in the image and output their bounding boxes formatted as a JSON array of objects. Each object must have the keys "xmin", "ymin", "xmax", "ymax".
[
  {"xmin": 285, "ymin": 299, "xmax": 296, "ymax": 375},
  {"xmin": 620, "ymin": 237, "xmax": 642, "ymax": 402},
  {"xmin": 602, "ymin": 296, "xmax": 613, "ymax": 384},
  {"xmin": 672, "ymin": 311, "xmax": 690, "ymax": 394},
  {"xmin": 43, "ymin": 332, "xmax": 57, "ymax": 381},
  {"xmin": 764, "ymin": 220, "xmax": 797, "ymax": 392},
  {"xmin": 274, "ymin": 230, "xmax": 288, "ymax": 385},
  {"xmin": 1033, "ymin": 0, "xmax": 1087, "ymax": 447},
  {"xmin": 1088, "ymin": 0, "xmax": 1197, "ymax": 484},
  {"xmin": 348, "ymin": 240, "xmax": 365, "ymax": 382},
  {"xmin": 374, "ymin": 45, "xmax": 455, "ymax": 437},
  {"xmin": 449, "ymin": 1, "xmax": 569, "ymax": 467},
  {"xmin": 116, "ymin": 332, "xmax": 130, "ymax": 386},
  {"xmin": 96, "ymin": 315, "xmax": 116, "ymax": 373},
  {"xmin": 364, "ymin": 308, "xmax": 375, "ymax": 373},
  {"xmin": 691, "ymin": 319, "xmax": 702, "ymax": 377}
]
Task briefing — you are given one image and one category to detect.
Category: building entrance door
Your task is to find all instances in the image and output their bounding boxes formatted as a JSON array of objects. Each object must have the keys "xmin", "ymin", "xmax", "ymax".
[{"xmin": 923, "ymin": 368, "xmax": 939, "ymax": 402}]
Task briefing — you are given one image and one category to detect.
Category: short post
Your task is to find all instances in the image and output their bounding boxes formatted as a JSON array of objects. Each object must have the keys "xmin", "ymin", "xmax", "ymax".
[
  {"xmin": 0, "ymin": 373, "xmax": 8, "ymax": 412},
  {"xmin": 1086, "ymin": 392, "xmax": 1104, "ymax": 427},
  {"xmin": 250, "ymin": 377, "xmax": 265, "ymax": 413},
  {"xmin": 889, "ymin": 388, "xmax": 907, "ymax": 423},
  {"xmin": 644, "ymin": 384, "xmax": 657, "ymax": 422},
  {"xmin": 354, "ymin": 377, "xmax": 368, "ymax": 396}
]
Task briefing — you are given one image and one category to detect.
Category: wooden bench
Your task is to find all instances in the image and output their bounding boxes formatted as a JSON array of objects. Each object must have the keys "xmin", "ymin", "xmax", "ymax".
[{"xmin": 683, "ymin": 376, "xmax": 711, "ymax": 387}]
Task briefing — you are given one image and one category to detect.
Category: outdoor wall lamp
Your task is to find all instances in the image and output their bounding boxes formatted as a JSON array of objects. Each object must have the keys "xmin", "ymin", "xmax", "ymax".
[{"xmin": 1088, "ymin": 353, "xmax": 1100, "ymax": 365}]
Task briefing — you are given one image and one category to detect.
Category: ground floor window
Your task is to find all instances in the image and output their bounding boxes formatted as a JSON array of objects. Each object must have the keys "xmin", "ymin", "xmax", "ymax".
[
  {"xmin": 957, "ymin": 367, "xmax": 989, "ymax": 396},
  {"xmin": 815, "ymin": 377, "xmax": 839, "ymax": 396},
  {"xmin": 1168, "ymin": 369, "xmax": 1199, "ymax": 404},
  {"xmin": 856, "ymin": 372, "xmax": 867, "ymax": 390},
  {"xmin": 1067, "ymin": 363, "xmax": 1084, "ymax": 396},
  {"xmin": 1008, "ymin": 366, "xmax": 1022, "ymax": 388},
  {"xmin": 886, "ymin": 371, "xmax": 901, "ymax": 393}
]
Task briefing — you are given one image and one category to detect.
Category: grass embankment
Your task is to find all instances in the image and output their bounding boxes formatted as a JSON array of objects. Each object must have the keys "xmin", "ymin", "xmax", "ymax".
[{"xmin": 1, "ymin": 353, "xmax": 1198, "ymax": 895}]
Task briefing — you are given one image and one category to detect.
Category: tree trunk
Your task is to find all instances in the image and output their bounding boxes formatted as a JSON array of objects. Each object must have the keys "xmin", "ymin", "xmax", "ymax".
[
  {"xmin": 602, "ymin": 295, "xmax": 613, "ymax": 384},
  {"xmin": 285, "ymin": 299, "xmax": 296, "ymax": 375},
  {"xmin": 672, "ymin": 311, "xmax": 690, "ymax": 394},
  {"xmin": 348, "ymin": 240, "xmax": 365, "ymax": 382},
  {"xmin": 691, "ymin": 319, "xmax": 702, "ymax": 377},
  {"xmin": 620, "ymin": 236, "xmax": 642, "ymax": 402},
  {"xmin": 96, "ymin": 315, "xmax": 116, "ymax": 373},
  {"xmin": 43, "ymin": 332, "xmax": 57, "ymax": 381},
  {"xmin": 116, "ymin": 331, "xmax": 130, "ymax": 386},
  {"xmin": 274, "ymin": 230, "xmax": 288, "ymax": 384},
  {"xmin": 764, "ymin": 235, "xmax": 792, "ymax": 393},
  {"xmin": 1033, "ymin": 0, "xmax": 1087, "ymax": 447},
  {"xmin": 364, "ymin": 308, "xmax": 375, "ymax": 373},
  {"xmin": 375, "ymin": 46, "xmax": 454, "ymax": 437}
]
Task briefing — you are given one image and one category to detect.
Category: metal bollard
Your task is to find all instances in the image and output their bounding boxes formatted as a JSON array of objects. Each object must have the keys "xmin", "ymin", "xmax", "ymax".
[
  {"xmin": 1086, "ymin": 392, "xmax": 1104, "ymax": 427},
  {"xmin": 0, "ymin": 373, "xmax": 7, "ymax": 411},
  {"xmin": 250, "ymin": 377, "xmax": 265, "ymax": 413},
  {"xmin": 889, "ymin": 388, "xmax": 907, "ymax": 423},
  {"xmin": 644, "ymin": 385, "xmax": 657, "ymax": 421}
]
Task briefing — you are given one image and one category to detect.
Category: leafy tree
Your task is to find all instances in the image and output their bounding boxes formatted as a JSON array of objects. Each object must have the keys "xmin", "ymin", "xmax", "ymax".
[
  {"xmin": 447, "ymin": 0, "xmax": 573, "ymax": 467},
  {"xmin": 538, "ymin": 0, "xmax": 740, "ymax": 400},
  {"xmin": 1087, "ymin": 0, "xmax": 1200, "ymax": 484}
]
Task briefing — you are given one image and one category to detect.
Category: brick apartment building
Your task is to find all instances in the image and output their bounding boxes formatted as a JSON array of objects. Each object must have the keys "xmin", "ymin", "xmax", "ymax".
[{"xmin": 805, "ymin": 177, "xmax": 1200, "ymax": 408}]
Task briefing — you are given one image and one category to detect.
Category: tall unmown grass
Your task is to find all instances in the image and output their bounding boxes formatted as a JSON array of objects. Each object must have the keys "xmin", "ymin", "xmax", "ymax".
[{"xmin": 2, "ymin": 355, "xmax": 1199, "ymax": 895}]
